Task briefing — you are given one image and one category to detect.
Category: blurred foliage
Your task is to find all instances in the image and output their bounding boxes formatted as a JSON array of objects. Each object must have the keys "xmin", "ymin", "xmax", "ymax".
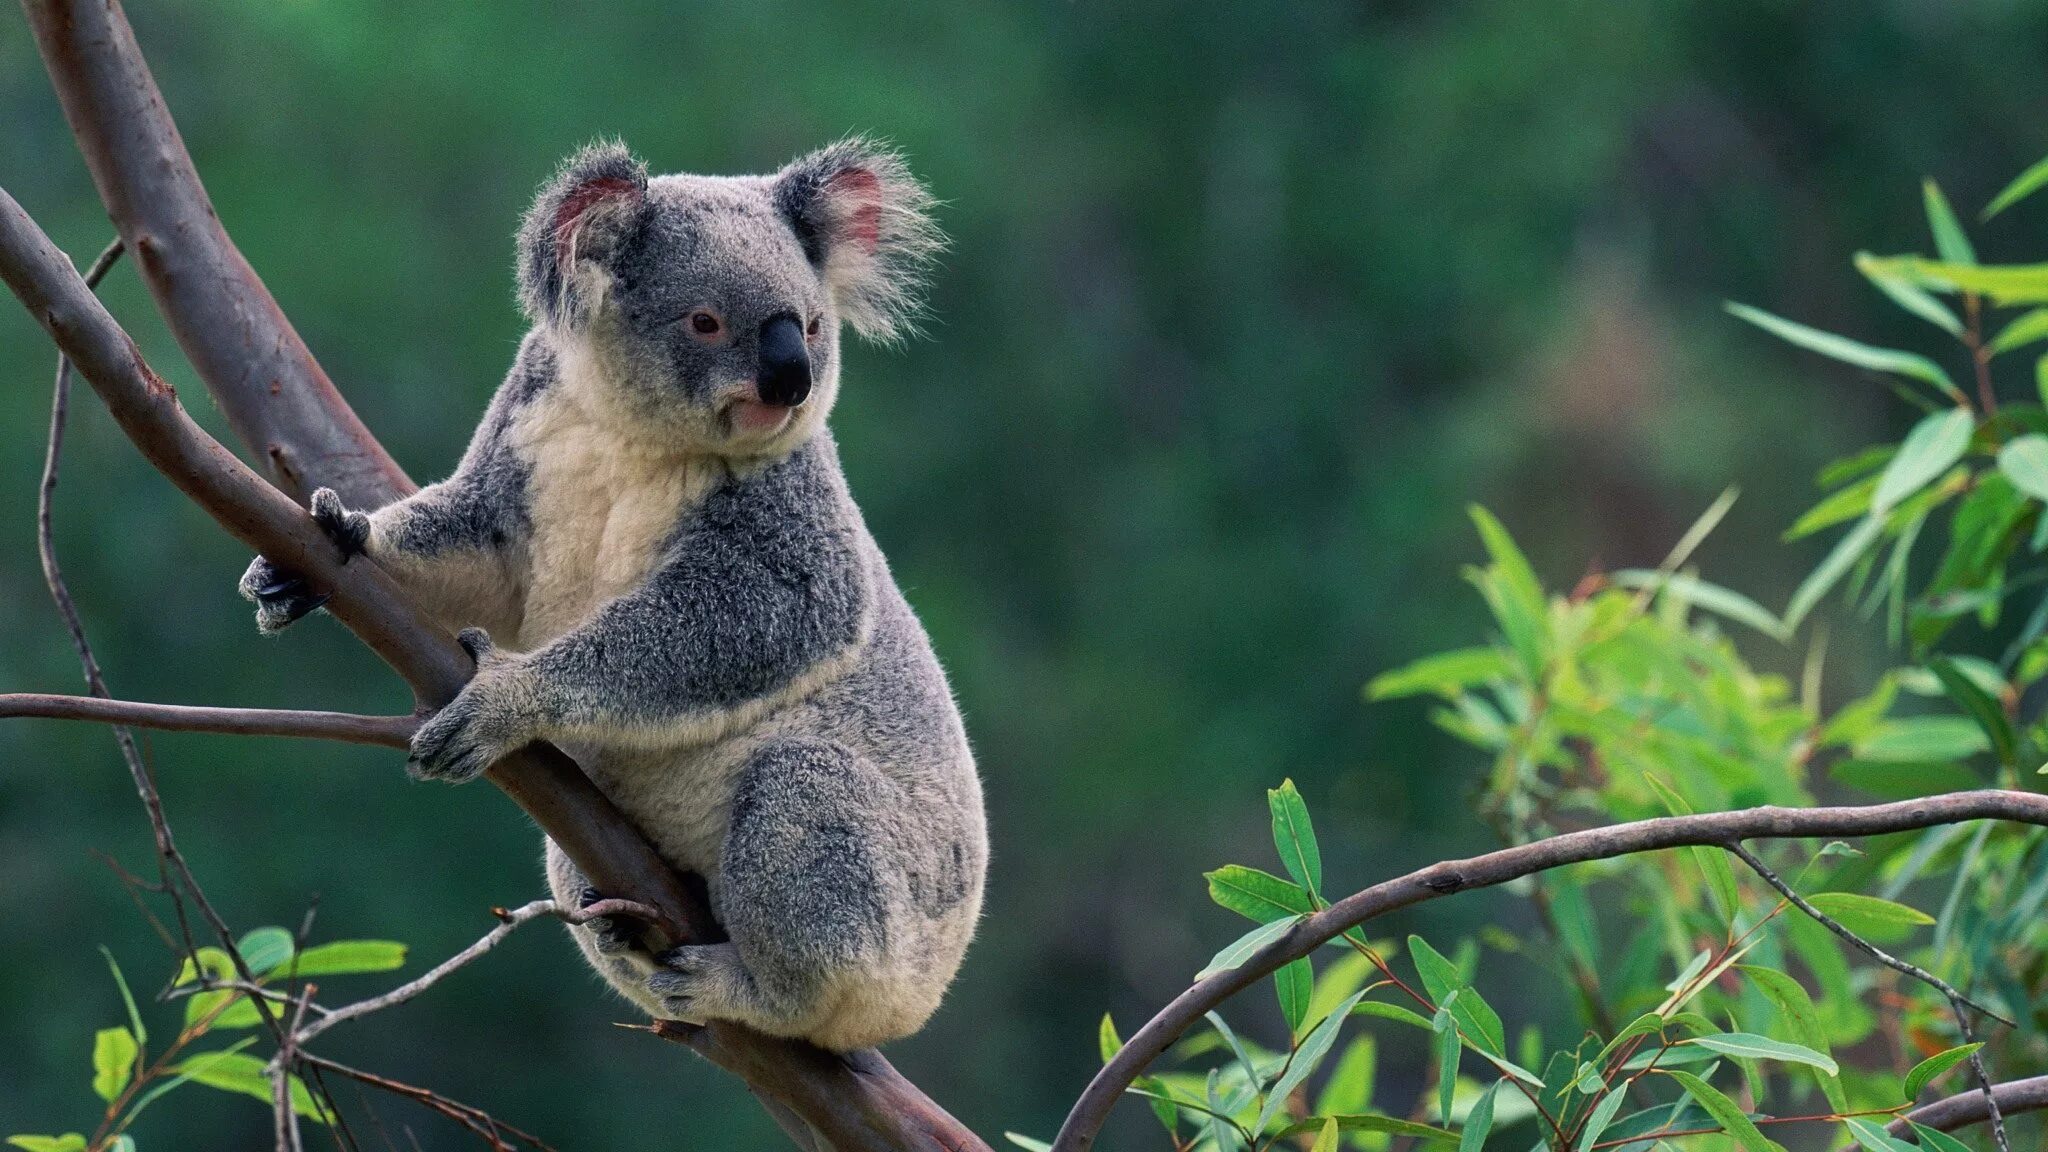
[
  {"xmin": 1024, "ymin": 160, "xmax": 2048, "ymax": 1150},
  {"xmin": 8, "ymin": 0, "xmax": 2048, "ymax": 1148}
]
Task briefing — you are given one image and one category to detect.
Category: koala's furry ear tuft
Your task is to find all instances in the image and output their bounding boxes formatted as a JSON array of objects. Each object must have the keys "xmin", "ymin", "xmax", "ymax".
[
  {"xmin": 517, "ymin": 140, "xmax": 650, "ymax": 327},
  {"xmin": 774, "ymin": 137, "xmax": 944, "ymax": 343}
]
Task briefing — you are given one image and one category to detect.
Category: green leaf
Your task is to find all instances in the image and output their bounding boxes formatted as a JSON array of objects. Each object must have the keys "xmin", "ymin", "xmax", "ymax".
[
  {"xmin": 100, "ymin": 947, "xmax": 146, "ymax": 1048},
  {"xmin": 1923, "ymin": 180, "xmax": 1976, "ymax": 266},
  {"xmin": 1256, "ymin": 990, "xmax": 1370, "ymax": 1134},
  {"xmin": 1908, "ymin": 1122, "xmax": 1979, "ymax": 1152},
  {"xmin": 288, "ymin": 940, "xmax": 407, "ymax": 977},
  {"xmin": 1002, "ymin": 1134, "xmax": 1052, "ymax": 1152},
  {"xmin": 1842, "ymin": 1117, "xmax": 1917, "ymax": 1152},
  {"xmin": 1930, "ymin": 657, "xmax": 2018, "ymax": 768},
  {"xmin": 1787, "ymin": 474, "xmax": 1878, "ymax": 541},
  {"xmin": 1276, "ymin": 958, "xmax": 1313, "ymax": 1037},
  {"xmin": 1207, "ymin": 865, "xmax": 1313, "ymax": 923},
  {"xmin": 1804, "ymin": 892, "xmax": 1934, "ymax": 941},
  {"xmin": 2000, "ymin": 434, "xmax": 2048, "ymax": 503},
  {"xmin": 1990, "ymin": 309, "xmax": 2048, "ymax": 356},
  {"xmin": 1870, "ymin": 256, "xmax": 2048, "ymax": 306},
  {"xmin": 1661, "ymin": 1069, "xmax": 1782, "ymax": 1152},
  {"xmin": 1575, "ymin": 1087, "xmax": 1626, "ymax": 1152},
  {"xmin": 237, "ymin": 926, "xmax": 295, "ymax": 975},
  {"xmin": 107, "ymin": 1140, "xmax": 131, "ymax": 1152},
  {"xmin": 1903, "ymin": 1042, "xmax": 1983, "ymax": 1100},
  {"xmin": 1098, "ymin": 1013, "xmax": 1122, "ymax": 1063},
  {"xmin": 1727, "ymin": 301, "xmax": 1962, "ymax": 402},
  {"xmin": 1985, "ymin": 153, "xmax": 2048, "ymax": 218},
  {"xmin": 1407, "ymin": 935, "xmax": 1463, "ymax": 1005},
  {"xmin": 1642, "ymin": 775, "xmax": 1741, "ymax": 923},
  {"xmin": 1851, "ymin": 716, "xmax": 1989, "ymax": 762},
  {"xmin": 1857, "ymin": 251, "xmax": 1963, "ymax": 336},
  {"xmin": 1469, "ymin": 506, "xmax": 1549, "ymax": 676},
  {"xmin": 1268, "ymin": 779, "xmax": 1322, "ymax": 895},
  {"xmin": 210, "ymin": 997, "xmax": 265, "ymax": 1030},
  {"xmin": 1366, "ymin": 647, "xmax": 1515, "ymax": 700},
  {"xmin": 1353, "ymin": 1000, "xmax": 1435, "ymax": 1030},
  {"xmin": 1311, "ymin": 1118, "xmax": 1339, "ymax": 1152},
  {"xmin": 177, "ymin": 1050, "xmax": 327, "ymax": 1121},
  {"xmin": 7, "ymin": 1137, "xmax": 86, "ymax": 1152},
  {"xmin": 1608, "ymin": 570, "xmax": 1787, "ymax": 640},
  {"xmin": 1433, "ymin": 1008, "xmax": 1459, "ymax": 1125},
  {"xmin": 1739, "ymin": 966, "xmax": 1844, "ymax": 1110},
  {"xmin": 1682, "ymin": 1032, "xmax": 1838, "ymax": 1075},
  {"xmin": 1271, "ymin": 1115, "xmax": 1458, "ymax": 1143},
  {"xmin": 1873, "ymin": 409, "xmax": 1974, "ymax": 517},
  {"xmin": 92, "ymin": 1026, "xmax": 138, "ymax": 1103},
  {"xmin": 1196, "ymin": 916, "xmax": 1300, "ymax": 980},
  {"xmin": 1458, "ymin": 1080, "xmax": 1499, "ymax": 1152},
  {"xmin": 1786, "ymin": 514, "xmax": 1886, "ymax": 634}
]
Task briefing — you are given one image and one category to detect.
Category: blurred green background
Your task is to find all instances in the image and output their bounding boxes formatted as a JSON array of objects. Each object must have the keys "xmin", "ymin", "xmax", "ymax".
[{"xmin": 4, "ymin": 0, "xmax": 2048, "ymax": 1146}]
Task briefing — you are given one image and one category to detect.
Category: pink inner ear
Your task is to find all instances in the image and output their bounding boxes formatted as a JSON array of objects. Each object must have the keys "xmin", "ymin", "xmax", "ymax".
[
  {"xmin": 552, "ymin": 176, "xmax": 641, "ymax": 259},
  {"xmin": 826, "ymin": 167, "xmax": 883, "ymax": 254}
]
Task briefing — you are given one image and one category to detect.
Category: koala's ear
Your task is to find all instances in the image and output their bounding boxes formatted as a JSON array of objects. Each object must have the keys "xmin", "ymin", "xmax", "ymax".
[
  {"xmin": 517, "ymin": 141, "xmax": 650, "ymax": 327},
  {"xmin": 773, "ymin": 137, "xmax": 943, "ymax": 343}
]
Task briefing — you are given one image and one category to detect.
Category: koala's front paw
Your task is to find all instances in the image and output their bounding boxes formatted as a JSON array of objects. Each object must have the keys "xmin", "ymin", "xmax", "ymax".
[
  {"xmin": 235, "ymin": 489, "xmax": 371, "ymax": 634},
  {"xmin": 238, "ymin": 555, "xmax": 329, "ymax": 634},
  {"xmin": 407, "ymin": 629, "xmax": 534, "ymax": 783},
  {"xmin": 308, "ymin": 488, "xmax": 371, "ymax": 559}
]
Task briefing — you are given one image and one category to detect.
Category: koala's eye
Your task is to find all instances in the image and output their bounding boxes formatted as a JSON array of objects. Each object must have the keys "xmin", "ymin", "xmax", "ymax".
[
  {"xmin": 685, "ymin": 309, "xmax": 725, "ymax": 340},
  {"xmin": 805, "ymin": 315, "xmax": 822, "ymax": 339}
]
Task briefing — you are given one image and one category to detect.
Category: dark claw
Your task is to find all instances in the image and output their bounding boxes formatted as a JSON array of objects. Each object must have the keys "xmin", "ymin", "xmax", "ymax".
[
  {"xmin": 577, "ymin": 886, "xmax": 638, "ymax": 955},
  {"xmin": 309, "ymin": 488, "xmax": 371, "ymax": 560}
]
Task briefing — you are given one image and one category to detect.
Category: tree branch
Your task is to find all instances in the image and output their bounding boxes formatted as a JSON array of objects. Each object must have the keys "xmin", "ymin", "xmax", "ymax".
[
  {"xmin": 7, "ymin": 4, "xmax": 991, "ymax": 1139},
  {"xmin": 0, "ymin": 693, "xmax": 417, "ymax": 748},
  {"xmin": 1896, "ymin": 1075, "xmax": 2048, "ymax": 1137},
  {"xmin": 1728, "ymin": 842, "xmax": 2011, "ymax": 1152},
  {"xmin": 1051, "ymin": 791, "xmax": 2048, "ymax": 1152},
  {"xmin": 18, "ymin": 0, "xmax": 407, "ymax": 507}
]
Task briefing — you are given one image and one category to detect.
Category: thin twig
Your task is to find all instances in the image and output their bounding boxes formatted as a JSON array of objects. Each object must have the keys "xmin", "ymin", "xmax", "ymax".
[
  {"xmin": 276, "ymin": 984, "xmax": 318, "ymax": 1152},
  {"xmin": 1727, "ymin": 842, "xmax": 2011, "ymax": 1152},
  {"xmin": 0, "ymin": 693, "xmax": 417, "ymax": 747},
  {"xmin": 297, "ymin": 1053, "xmax": 555, "ymax": 1152},
  {"xmin": 295, "ymin": 899, "xmax": 660, "ymax": 1046}
]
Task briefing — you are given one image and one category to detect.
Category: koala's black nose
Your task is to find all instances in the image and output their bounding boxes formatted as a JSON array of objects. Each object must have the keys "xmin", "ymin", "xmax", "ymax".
[{"xmin": 756, "ymin": 314, "xmax": 812, "ymax": 407}]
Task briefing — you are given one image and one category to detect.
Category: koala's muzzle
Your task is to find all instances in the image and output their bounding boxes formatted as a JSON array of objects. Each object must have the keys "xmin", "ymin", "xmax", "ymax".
[{"xmin": 756, "ymin": 314, "xmax": 812, "ymax": 408}]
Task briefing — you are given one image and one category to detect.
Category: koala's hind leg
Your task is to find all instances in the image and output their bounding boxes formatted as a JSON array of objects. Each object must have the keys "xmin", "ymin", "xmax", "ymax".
[{"xmin": 644, "ymin": 739, "xmax": 901, "ymax": 1048}]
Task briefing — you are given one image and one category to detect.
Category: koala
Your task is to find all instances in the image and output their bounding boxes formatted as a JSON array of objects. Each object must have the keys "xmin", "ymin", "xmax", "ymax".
[{"xmin": 239, "ymin": 139, "xmax": 984, "ymax": 1052}]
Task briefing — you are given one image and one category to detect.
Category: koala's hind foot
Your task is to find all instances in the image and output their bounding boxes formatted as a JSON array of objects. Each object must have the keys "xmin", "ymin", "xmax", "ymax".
[{"xmin": 238, "ymin": 488, "xmax": 372, "ymax": 632}]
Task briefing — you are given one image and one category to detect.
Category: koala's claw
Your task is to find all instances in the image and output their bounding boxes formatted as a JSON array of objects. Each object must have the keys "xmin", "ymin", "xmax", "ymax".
[
  {"xmin": 577, "ymin": 886, "xmax": 639, "ymax": 955},
  {"xmin": 238, "ymin": 555, "xmax": 330, "ymax": 633},
  {"xmin": 644, "ymin": 946, "xmax": 711, "ymax": 1016},
  {"xmin": 308, "ymin": 488, "xmax": 371, "ymax": 560},
  {"xmin": 405, "ymin": 704, "xmax": 495, "ymax": 783}
]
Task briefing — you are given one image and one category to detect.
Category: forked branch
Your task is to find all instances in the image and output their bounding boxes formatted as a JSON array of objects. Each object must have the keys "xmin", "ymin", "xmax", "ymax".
[{"xmin": 1052, "ymin": 791, "xmax": 2048, "ymax": 1152}]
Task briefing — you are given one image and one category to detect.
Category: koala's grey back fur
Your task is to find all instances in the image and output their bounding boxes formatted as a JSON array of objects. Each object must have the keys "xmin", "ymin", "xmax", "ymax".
[{"xmin": 246, "ymin": 139, "xmax": 983, "ymax": 1050}]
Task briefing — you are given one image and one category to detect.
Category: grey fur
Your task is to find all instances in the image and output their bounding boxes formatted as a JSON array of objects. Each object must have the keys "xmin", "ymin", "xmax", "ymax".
[{"xmin": 240, "ymin": 140, "xmax": 981, "ymax": 1051}]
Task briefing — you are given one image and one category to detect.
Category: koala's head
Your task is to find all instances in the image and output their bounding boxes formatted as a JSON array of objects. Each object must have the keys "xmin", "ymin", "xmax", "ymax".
[{"xmin": 516, "ymin": 137, "xmax": 940, "ymax": 458}]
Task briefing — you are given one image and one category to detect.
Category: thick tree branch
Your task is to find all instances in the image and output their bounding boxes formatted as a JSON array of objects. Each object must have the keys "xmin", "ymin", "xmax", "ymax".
[
  {"xmin": 1052, "ymin": 791, "xmax": 2048, "ymax": 1152},
  {"xmin": 0, "ymin": 693, "xmax": 417, "ymax": 748},
  {"xmin": 19, "ymin": 0, "xmax": 407, "ymax": 506},
  {"xmin": 6, "ymin": 7, "xmax": 990, "ymax": 1136},
  {"xmin": 1897, "ymin": 1075, "xmax": 2048, "ymax": 1137}
]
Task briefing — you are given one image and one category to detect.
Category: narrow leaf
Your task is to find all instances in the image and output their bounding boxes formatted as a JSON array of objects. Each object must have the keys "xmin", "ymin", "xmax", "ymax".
[
  {"xmin": 2000, "ymin": 434, "xmax": 2048, "ymax": 503},
  {"xmin": 1268, "ymin": 779, "xmax": 1322, "ymax": 895},
  {"xmin": 1858, "ymin": 251, "xmax": 1963, "ymax": 336},
  {"xmin": 99, "ymin": 947, "xmax": 146, "ymax": 1048},
  {"xmin": 1903, "ymin": 1042, "xmax": 1982, "ymax": 1100},
  {"xmin": 1662, "ymin": 1069, "xmax": 1782, "ymax": 1152},
  {"xmin": 1312, "ymin": 1118, "xmax": 1340, "ymax": 1152},
  {"xmin": 1458, "ymin": 1080, "xmax": 1499, "ymax": 1152},
  {"xmin": 1873, "ymin": 408, "xmax": 1974, "ymax": 517},
  {"xmin": 236, "ymin": 926, "xmax": 295, "ymax": 975},
  {"xmin": 1923, "ymin": 180, "xmax": 1977, "ymax": 265},
  {"xmin": 1196, "ymin": 916, "xmax": 1300, "ymax": 980},
  {"xmin": 1786, "ymin": 514, "xmax": 1886, "ymax": 633},
  {"xmin": 288, "ymin": 940, "xmax": 407, "ymax": 977},
  {"xmin": 1842, "ymin": 1117, "xmax": 1917, "ymax": 1152},
  {"xmin": 1803, "ymin": 892, "xmax": 1934, "ymax": 940},
  {"xmin": 1256, "ymin": 989, "xmax": 1371, "ymax": 1134},
  {"xmin": 1683, "ymin": 1032, "xmax": 1839, "ymax": 1075},
  {"xmin": 1098, "ymin": 1014, "xmax": 1122, "ymax": 1064},
  {"xmin": 1575, "ymin": 1087, "xmax": 1627, "ymax": 1152},
  {"xmin": 1207, "ymin": 865, "xmax": 1313, "ymax": 923},
  {"xmin": 1985, "ymin": 153, "xmax": 2048, "ymax": 218},
  {"xmin": 1727, "ymin": 301, "xmax": 1961, "ymax": 401},
  {"xmin": 1276, "ymin": 958, "xmax": 1313, "ymax": 1037}
]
